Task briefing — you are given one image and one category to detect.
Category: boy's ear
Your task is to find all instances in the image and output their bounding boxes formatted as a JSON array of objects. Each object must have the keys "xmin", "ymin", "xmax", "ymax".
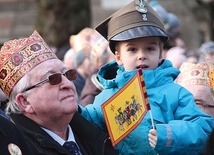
[
  {"xmin": 115, "ymin": 51, "xmax": 123, "ymax": 66},
  {"xmin": 16, "ymin": 93, "xmax": 34, "ymax": 114}
]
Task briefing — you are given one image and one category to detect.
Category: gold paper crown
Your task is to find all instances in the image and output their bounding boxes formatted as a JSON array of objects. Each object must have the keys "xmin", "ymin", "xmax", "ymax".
[
  {"xmin": 0, "ymin": 30, "xmax": 57, "ymax": 97},
  {"xmin": 176, "ymin": 61, "xmax": 214, "ymax": 94}
]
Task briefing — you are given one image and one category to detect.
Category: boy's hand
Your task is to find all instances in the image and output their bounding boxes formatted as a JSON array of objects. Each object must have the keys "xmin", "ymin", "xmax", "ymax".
[{"xmin": 148, "ymin": 129, "xmax": 157, "ymax": 148}]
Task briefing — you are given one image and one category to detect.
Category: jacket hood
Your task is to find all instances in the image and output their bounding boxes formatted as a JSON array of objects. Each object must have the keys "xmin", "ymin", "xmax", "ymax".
[{"xmin": 98, "ymin": 60, "xmax": 180, "ymax": 89}]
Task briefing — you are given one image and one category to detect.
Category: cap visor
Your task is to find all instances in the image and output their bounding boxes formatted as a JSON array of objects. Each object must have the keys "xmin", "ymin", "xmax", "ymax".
[{"xmin": 111, "ymin": 26, "xmax": 169, "ymax": 41}]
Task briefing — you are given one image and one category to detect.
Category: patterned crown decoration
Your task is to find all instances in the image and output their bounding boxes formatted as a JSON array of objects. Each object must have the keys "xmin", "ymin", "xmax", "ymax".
[
  {"xmin": 176, "ymin": 61, "xmax": 214, "ymax": 95},
  {"xmin": 0, "ymin": 30, "xmax": 57, "ymax": 98}
]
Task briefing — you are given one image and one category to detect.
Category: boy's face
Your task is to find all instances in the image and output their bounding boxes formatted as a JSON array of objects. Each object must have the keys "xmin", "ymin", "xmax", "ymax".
[{"xmin": 115, "ymin": 37, "xmax": 162, "ymax": 71}]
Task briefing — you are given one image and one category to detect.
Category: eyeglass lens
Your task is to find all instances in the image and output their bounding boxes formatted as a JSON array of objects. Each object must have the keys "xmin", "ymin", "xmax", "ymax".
[
  {"xmin": 49, "ymin": 69, "xmax": 77, "ymax": 85},
  {"xmin": 64, "ymin": 69, "xmax": 77, "ymax": 81},
  {"xmin": 49, "ymin": 73, "xmax": 61, "ymax": 85}
]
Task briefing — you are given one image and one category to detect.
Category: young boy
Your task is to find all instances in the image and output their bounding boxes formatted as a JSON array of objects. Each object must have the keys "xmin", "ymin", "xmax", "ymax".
[{"xmin": 80, "ymin": 1, "xmax": 214, "ymax": 154}]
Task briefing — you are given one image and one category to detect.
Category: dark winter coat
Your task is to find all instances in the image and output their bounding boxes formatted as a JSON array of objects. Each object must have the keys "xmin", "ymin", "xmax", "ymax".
[
  {"xmin": 10, "ymin": 112, "xmax": 119, "ymax": 155},
  {"xmin": 0, "ymin": 115, "xmax": 32, "ymax": 155}
]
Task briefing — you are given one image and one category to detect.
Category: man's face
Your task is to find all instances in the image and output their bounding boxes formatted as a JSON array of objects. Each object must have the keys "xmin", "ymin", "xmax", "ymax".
[
  {"xmin": 185, "ymin": 85, "xmax": 214, "ymax": 116},
  {"xmin": 22, "ymin": 59, "xmax": 78, "ymax": 127}
]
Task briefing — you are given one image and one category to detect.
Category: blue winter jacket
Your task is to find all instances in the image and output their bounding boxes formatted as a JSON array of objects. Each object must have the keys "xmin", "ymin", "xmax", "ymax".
[{"xmin": 80, "ymin": 60, "xmax": 214, "ymax": 155}]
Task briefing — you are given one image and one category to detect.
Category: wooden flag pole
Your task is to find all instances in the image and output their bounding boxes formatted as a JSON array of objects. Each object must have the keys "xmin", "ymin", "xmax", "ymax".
[{"xmin": 149, "ymin": 110, "xmax": 155, "ymax": 129}]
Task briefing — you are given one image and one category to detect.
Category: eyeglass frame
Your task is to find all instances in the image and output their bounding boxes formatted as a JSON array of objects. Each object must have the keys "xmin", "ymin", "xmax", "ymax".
[{"xmin": 22, "ymin": 69, "xmax": 77, "ymax": 92}]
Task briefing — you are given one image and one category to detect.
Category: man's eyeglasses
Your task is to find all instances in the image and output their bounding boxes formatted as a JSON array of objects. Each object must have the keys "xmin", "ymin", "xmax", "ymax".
[{"xmin": 23, "ymin": 69, "xmax": 77, "ymax": 92}]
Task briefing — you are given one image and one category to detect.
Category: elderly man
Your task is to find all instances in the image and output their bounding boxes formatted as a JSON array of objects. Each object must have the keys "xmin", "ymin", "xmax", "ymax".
[
  {"xmin": 0, "ymin": 31, "xmax": 118, "ymax": 155},
  {"xmin": 176, "ymin": 61, "xmax": 214, "ymax": 116},
  {"xmin": 199, "ymin": 41, "xmax": 214, "ymax": 62}
]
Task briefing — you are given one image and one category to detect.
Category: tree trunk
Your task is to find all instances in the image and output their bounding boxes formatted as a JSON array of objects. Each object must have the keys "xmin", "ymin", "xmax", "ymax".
[{"xmin": 35, "ymin": 0, "xmax": 91, "ymax": 60}]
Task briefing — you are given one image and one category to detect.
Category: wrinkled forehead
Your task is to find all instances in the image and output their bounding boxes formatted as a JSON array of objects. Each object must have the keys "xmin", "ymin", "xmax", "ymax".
[
  {"xmin": 29, "ymin": 59, "xmax": 66, "ymax": 75},
  {"xmin": 185, "ymin": 84, "xmax": 214, "ymax": 100}
]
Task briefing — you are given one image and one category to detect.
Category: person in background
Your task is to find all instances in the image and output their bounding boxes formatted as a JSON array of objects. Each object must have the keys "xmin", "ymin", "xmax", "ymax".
[
  {"xmin": 0, "ymin": 86, "xmax": 9, "ymax": 119},
  {"xmin": 72, "ymin": 50, "xmax": 94, "ymax": 102},
  {"xmin": 69, "ymin": 28, "xmax": 97, "ymax": 102},
  {"xmin": 80, "ymin": 32, "xmax": 115, "ymax": 106},
  {"xmin": 199, "ymin": 41, "xmax": 214, "ymax": 62},
  {"xmin": 149, "ymin": 0, "xmax": 187, "ymax": 59},
  {"xmin": 186, "ymin": 50, "xmax": 200, "ymax": 64},
  {"xmin": 165, "ymin": 46, "xmax": 187, "ymax": 69},
  {"xmin": 69, "ymin": 27, "xmax": 95, "ymax": 57},
  {"xmin": 79, "ymin": 1, "xmax": 214, "ymax": 154},
  {"xmin": 0, "ymin": 89, "xmax": 8, "ymax": 110},
  {"xmin": 63, "ymin": 48, "xmax": 75, "ymax": 69},
  {"xmin": 0, "ymin": 31, "xmax": 119, "ymax": 155},
  {"xmin": 176, "ymin": 61, "xmax": 214, "ymax": 116}
]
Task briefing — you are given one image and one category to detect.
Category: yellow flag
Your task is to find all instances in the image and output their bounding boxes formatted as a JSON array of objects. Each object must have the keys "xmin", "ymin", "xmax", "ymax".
[{"xmin": 101, "ymin": 69, "xmax": 150, "ymax": 146}]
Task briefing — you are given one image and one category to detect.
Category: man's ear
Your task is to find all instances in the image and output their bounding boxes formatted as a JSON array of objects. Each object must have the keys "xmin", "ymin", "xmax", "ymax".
[
  {"xmin": 115, "ymin": 51, "xmax": 123, "ymax": 66},
  {"xmin": 16, "ymin": 93, "xmax": 34, "ymax": 113}
]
